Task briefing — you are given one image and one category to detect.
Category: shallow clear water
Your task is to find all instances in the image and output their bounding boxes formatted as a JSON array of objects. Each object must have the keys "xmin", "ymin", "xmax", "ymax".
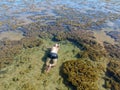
[{"xmin": 0, "ymin": 0, "xmax": 120, "ymax": 33}]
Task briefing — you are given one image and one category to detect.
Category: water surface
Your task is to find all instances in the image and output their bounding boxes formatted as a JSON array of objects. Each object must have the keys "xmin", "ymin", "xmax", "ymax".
[{"xmin": 0, "ymin": 0, "xmax": 120, "ymax": 40}]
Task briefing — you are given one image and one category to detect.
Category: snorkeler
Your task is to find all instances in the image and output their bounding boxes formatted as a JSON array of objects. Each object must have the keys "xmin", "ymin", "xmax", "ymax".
[{"xmin": 45, "ymin": 43, "xmax": 60, "ymax": 72}]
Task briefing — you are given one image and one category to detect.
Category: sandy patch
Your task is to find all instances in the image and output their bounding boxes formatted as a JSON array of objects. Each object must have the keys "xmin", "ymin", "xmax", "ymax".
[
  {"xmin": 94, "ymin": 30, "xmax": 115, "ymax": 46},
  {"xmin": 13, "ymin": 16, "xmax": 33, "ymax": 26},
  {"xmin": 0, "ymin": 31, "xmax": 24, "ymax": 41}
]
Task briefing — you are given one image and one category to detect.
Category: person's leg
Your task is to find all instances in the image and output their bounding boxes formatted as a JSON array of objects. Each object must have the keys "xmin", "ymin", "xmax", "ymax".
[
  {"xmin": 46, "ymin": 58, "xmax": 51, "ymax": 66},
  {"xmin": 50, "ymin": 59, "xmax": 57, "ymax": 67}
]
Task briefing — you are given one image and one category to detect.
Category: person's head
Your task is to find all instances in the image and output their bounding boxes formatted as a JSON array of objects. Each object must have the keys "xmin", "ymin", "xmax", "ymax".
[{"xmin": 54, "ymin": 43, "xmax": 60, "ymax": 48}]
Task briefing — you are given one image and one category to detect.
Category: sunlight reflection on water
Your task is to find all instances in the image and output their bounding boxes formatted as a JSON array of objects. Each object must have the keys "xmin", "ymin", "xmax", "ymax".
[{"xmin": 0, "ymin": 0, "xmax": 120, "ymax": 33}]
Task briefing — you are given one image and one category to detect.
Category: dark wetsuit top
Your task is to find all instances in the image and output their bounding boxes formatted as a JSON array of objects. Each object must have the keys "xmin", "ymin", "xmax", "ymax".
[{"xmin": 48, "ymin": 52, "xmax": 58, "ymax": 59}]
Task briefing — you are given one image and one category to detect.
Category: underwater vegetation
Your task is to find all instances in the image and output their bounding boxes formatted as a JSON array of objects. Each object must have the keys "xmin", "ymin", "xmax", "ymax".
[
  {"xmin": 104, "ymin": 42, "xmax": 120, "ymax": 59},
  {"xmin": 54, "ymin": 29, "xmax": 107, "ymax": 61},
  {"xmin": 0, "ymin": 40, "xmax": 22, "ymax": 68},
  {"xmin": 50, "ymin": 29, "xmax": 109, "ymax": 90},
  {"xmin": 0, "ymin": 12, "xmax": 120, "ymax": 89},
  {"xmin": 0, "ymin": 36, "xmax": 43, "ymax": 68},
  {"xmin": 106, "ymin": 31, "xmax": 120, "ymax": 43},
  {"xmin": 102, "ymin": 42, "xmax": 120, "ymax": 90},
  {"xmin": 79, "ymin": 46, "xmax": 107, "ymax": 61},
  {"xmin": 0, "ymin": 0, "xmax": 120, "ymax": 89},
  {"xmin": 21, "ymin": 36, "xmax": 43, "ymax": 49},
  {"xmin": 62, "ymin": 60, "xmax": 99, "ymax": 90},
  {"xmin": 54, "ymin": 6, "xmax": 120, "ymax": 31},
  {"xmin": 105, "ymin": 60, "xmax": 120, "ymax": 90}
]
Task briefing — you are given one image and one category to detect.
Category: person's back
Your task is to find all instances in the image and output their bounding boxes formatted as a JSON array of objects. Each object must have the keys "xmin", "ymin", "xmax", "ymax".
[{"xmin": 51, "ymin": 44, "xmax": 59, "ymax": 54}]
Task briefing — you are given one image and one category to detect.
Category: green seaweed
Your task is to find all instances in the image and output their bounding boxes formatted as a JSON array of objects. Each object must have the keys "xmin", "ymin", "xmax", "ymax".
[
  {"xmin": 62, "ymin": 60, "xmax": 99, "ymax": 90},
  {"xmin": 105, "ymin": 60, "xmax": 120, "ymax": 90}
]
